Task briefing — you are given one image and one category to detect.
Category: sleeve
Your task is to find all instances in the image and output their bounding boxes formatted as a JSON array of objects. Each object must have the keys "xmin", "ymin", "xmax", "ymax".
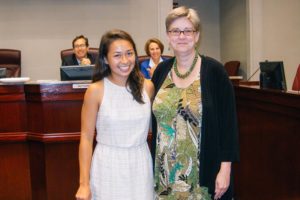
[
  {"xmin": 151, "ymin": 57, "xmax": 174, "ymax": 94},
  {"xmin": 140, "ymin": 60, "xmax": 150, "ymax": 79},
  {"xmin": 218, "ymin": 66, "xmax": 240, "ymax": 162},
  {"xmin": 61, "ymin": 57, "xmax": 67, "ymax": 66},
  {"xmin": 61, "ymin": 55, "xmax": 73, "ymax": 66},
  {"xmin": 88, "ymin": 53, "xmax": 96, "ymax": 65}
]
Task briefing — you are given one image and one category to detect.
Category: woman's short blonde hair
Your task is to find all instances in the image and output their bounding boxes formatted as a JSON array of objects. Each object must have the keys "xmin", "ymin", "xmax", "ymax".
[
  {"xmin": 144, "ymin": 38, "xmax": 164, "ymax": 56},
  {"xmin": 166, "ymin": 6, "xmax": 201, "ymax": 32},
  {"xmin": 165, "ymin": 6, "xmax": 202, "ymax": 48}
]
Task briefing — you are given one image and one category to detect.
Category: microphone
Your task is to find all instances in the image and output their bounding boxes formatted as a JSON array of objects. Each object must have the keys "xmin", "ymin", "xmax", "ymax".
[
  {"xmin": 247, "ymin": 66, "xmax": 260, "ymax": 81},
  {"xmin": 247, "ymin": 60, "xmax": 268, "ymax": 81}
]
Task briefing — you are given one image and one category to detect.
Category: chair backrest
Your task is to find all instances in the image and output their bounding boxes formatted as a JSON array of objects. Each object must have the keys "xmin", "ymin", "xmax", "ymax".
[
  {"xmin": 292, "ymin": 64, "xmax": 300, "ymax": 91},
  {"xmin": 138, "ymin": 55, "xmax": 173, "ymax": 64},
  {"xmin": 224, "ymin": 60, "xmax": 240, "ymax": 76},
  {"xmin": 138, "ymin": 55, "xmax": 150, "ymax": 64},
  {"xmin": 0, "ymin": 49, "xmax": 21, "ymax": 77},
  {"xmin": 60, "ymin": 47, "xmax": 99, "ymax": 61}
]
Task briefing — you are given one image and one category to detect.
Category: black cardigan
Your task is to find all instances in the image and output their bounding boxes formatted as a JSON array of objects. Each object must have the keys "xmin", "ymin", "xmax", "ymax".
[{"xmin": 151, "ymin": 55, "xmax": 239, "ymax": 199}]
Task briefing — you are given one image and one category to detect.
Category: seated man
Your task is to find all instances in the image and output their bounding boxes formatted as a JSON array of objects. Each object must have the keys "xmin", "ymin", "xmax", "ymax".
[{"xmin": 62, "ymin": 35, "xmax": 95, "ymax": 66}]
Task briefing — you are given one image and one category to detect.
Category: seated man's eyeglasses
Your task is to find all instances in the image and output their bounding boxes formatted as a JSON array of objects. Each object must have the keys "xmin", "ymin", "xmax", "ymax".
[
  {"xmin": 168, "ymin": 29, "xmax": 196, "ymax": 36},
  {"xmin": 74, "ymin": 44, "xmax": 87, "ymax": 49}
]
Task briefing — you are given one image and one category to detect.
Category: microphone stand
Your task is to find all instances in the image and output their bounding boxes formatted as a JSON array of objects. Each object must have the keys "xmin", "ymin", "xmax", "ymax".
[{"xmin": 247, "ymin": 67, "xmax": 260, "ymax": 81}]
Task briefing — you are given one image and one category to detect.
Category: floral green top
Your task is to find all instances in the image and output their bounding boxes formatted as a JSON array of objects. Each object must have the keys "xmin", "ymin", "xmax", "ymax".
[{"xmin": 153, "ymin": 73, "xmax": 211, "ymax": 200}]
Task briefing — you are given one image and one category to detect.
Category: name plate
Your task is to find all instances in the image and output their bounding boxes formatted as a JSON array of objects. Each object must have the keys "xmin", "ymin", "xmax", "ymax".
[{"xmin": 72, "ymin": 83, "xmax": 90, "ymax": 89}]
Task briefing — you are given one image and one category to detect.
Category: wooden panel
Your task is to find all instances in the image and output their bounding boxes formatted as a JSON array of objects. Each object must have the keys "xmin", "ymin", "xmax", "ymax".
[
  {"xmin": 233, "ymin": 85, "xmax": 300, "ymax": 200},
  {"xmin": 26, "ymin": 101, "xmax": 82, "ymax": 133},
  {"xmin": 25, "ymin": 82, "xmax": 86, "ymax": 101},
  {"xmin": 0, "ymin": 142, "xmax": 32, "ymax": 200},
  {"xmin": 25, "ymin": 82, "xmax": 86, "ymax": 200},
  {"xmin": 0, "ymin": 84, "xmax": 27, "ymax": 132},
  {"xmin": 45, "ymin": 141, "xmax": 79, "ymax": 200},
  {"xmin": 0, "ymin": 82, "xmax": 86, "ymax": 200},
  {"xmin": 25, "ymin": 83, "xmax": 85, "ymax": 133},
  {"xmin": 28, "ymin": 142, "xmax": 47, "ymax": 200},
  {"xmin": 29, "ymin": 140, "xmax": 80, "ymax": 200},
  {"xmin": 0, "ymin": 84, "xmax": 31, "ymax": 199},
  {"xmin": 2, "ymin": 82, "xmax": 299, "ymax": 200}
]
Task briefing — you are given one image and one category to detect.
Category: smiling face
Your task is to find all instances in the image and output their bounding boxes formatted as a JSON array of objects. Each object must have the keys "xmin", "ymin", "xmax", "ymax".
[
  {"xmin": 167, "ymin": 17, "xmax": 200, "ymax": 54},
  {"xmin": 73, "ymin": 38, "xmax": 89, "ymax": 60},
  {"xmin": 105, "ymin": 39, "xmax": 136, "ymax": 83},
  {"xmin": 148, "ymin": 42, "xmax": 162, "ymax": 61}
]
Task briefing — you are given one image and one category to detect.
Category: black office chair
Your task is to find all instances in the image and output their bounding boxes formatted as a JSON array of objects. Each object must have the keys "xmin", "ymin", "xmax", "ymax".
[
  {"xmin": 138, "ymin": 55, "xmax": 173, "ymax": 64},
  {"xmin": 0, "ymin": 49, "xmax": 21, "ymax": 77}
]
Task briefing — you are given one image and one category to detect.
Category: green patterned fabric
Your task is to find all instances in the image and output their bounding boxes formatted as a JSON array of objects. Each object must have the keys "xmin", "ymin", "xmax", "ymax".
[{"xmin": 153, "ymin": 73, "xmax": 211, "ymax": 200}]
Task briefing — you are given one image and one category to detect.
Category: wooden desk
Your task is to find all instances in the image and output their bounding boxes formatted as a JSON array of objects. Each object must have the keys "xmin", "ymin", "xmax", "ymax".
[
  {"xmin": 1, "ymin": 82, "xmax": 299, "ymax": 200},
  {"xmin": 233, "ymin": 85, "xmax": 300, "ymax": 200},
  {"xmin": 0, "ymin": 84, "xmax": 31, "ymax": 200},
  {"xmin": 229, "ymin": 75, "xmax": 243, "ymax": 85},
  {"xmin": 0, "ymin": 81, "xmax": 88, "ymax": 200},
  {"xmin": 26, "ymin": 81, "xmax": 87, "ymax": 200}
]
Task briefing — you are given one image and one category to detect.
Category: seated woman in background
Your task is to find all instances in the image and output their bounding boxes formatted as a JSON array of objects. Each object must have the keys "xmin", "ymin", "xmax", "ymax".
[{"xmin": 140, "ymin": 38, "xmax": 168, "ymax": 79}]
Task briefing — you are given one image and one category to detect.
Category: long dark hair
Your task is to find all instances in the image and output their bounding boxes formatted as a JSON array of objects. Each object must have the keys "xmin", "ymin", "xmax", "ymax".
[{"xmin": 92, "ymin": 29, "xmax": 144, "ymax": 104}]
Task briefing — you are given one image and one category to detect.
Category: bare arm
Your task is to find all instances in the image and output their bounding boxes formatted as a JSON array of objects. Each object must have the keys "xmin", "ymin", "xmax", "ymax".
[
  {"xmin": 76, "ymin": 82, "xmax": 103, "ymax": 200},
  {"xmin": 144, "ymin": 79, "xmax": 155, "ymax": 133},
  {"xmin": 144, "ymin": 79, "xmax": 155, "ymax": 102}
]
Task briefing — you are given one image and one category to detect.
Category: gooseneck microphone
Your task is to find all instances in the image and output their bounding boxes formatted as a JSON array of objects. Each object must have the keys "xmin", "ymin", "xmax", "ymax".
[
  {"xmin": 247, "ymin": 66, "xmax": 260, "ymax": 81},
  {"xmin": 247, "ymin": 60, "xmax": 269, "ymax": 81}
]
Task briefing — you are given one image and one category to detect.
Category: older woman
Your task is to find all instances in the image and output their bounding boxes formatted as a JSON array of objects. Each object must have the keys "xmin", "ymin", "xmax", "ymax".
[
  {"xmin": 151, "ymin": 6, "xmax": 239, "ymax": 200},
  {"xmin": 140, "ymin": 38, "xmax": 168, "ymax": 79}
]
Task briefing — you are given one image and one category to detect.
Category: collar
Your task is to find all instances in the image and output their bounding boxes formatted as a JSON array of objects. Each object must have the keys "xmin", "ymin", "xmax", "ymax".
[{"xmin": 149, "ymin": 57, "xmax": 163, "ymax": 68}]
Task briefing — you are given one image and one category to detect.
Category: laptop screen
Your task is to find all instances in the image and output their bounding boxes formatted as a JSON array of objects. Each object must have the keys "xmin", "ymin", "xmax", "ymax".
[{"xmin": 0, "ymin": 68, "xmax": 7, "ymax": 78}]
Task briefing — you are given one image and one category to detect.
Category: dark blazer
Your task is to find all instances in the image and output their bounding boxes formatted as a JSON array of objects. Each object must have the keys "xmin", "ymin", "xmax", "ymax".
[
  {"xmin": 151, "ymin": 55, "xmax": 239, "ymax": 200},
  {"xmin": 61, "ymin": 53, "xmax": 96, "ymax": 66},
  {"xmin": 140, "ymin": 57, "xmax": 170, "ymax": 79}
]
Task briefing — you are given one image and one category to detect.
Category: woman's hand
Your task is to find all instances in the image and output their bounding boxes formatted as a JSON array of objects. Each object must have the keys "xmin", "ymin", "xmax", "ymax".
[
  {"xmin": 214, "ymin": 162, "xmax": 231, "ymax": 200},
  {"xmin": 75, "ymin": 184, "xmax": 91, "ymax": 200},
  {"xmin": 148, "ymin": 65, "xmax": 158, "ymax": 78}
]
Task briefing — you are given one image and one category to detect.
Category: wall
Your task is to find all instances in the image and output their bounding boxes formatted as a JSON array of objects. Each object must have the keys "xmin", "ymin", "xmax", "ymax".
[
  {"xmin": 0, "ymin": 0, "xmax": 172, "ymax": 80},
  {"xmin": 221, "ymin": 0, "xmax": 300, "ymax": 89},
  {"xmin": 2, "ymin": 0, "xmax": 298, "ymax": 88},
  {"xmin": 258, "ymin": 0, "xmax": 300, "ymax": 89},
  {"xmin": 220, "ymin": 0, "xmax": 247, "ymax": 78},
  {"xmin": 177, "ymin": 0, "xmax": 221, "ymax": 60}
]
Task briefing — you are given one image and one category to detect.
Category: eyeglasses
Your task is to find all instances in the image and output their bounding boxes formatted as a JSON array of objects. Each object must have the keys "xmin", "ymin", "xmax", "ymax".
[
  {"xmin": 168, "ymin": 29, "xmax": 196, "ymax": 37},
  {"xmin": 74, "ymin": 44, "xmax": 87, "ymax": 49}
]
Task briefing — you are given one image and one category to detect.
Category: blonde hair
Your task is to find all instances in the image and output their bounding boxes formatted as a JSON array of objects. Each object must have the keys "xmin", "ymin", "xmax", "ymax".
[
  {"xmin": 165, "ymin": 6, "xmax": 202, "ymax": 48},
  {"xmin": 166, "ymin": 6, "xmax": 201, "ymax": 32}
]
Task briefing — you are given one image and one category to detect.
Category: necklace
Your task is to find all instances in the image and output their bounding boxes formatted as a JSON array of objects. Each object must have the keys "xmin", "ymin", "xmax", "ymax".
[{"xmin": 173, "ymin": 52, "xmax": 199, "ymax": 79}]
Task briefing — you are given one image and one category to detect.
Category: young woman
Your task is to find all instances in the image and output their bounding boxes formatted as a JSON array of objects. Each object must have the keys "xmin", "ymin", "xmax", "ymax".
[{"xmin": 75, "ymin": 29, "xmax": 154, "ymax": 200}]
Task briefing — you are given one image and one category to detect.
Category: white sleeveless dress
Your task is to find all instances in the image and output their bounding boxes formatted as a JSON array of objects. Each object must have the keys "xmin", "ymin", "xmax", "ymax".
[{"xmin": 90, "ymin": 78, "xmax": 154, "ymax": 200}]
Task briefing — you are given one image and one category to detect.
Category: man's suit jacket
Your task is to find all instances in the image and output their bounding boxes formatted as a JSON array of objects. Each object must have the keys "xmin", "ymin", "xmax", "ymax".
[{"xmin": 61, "ymin": 53, "xmax": 96, "ymax": 66}]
